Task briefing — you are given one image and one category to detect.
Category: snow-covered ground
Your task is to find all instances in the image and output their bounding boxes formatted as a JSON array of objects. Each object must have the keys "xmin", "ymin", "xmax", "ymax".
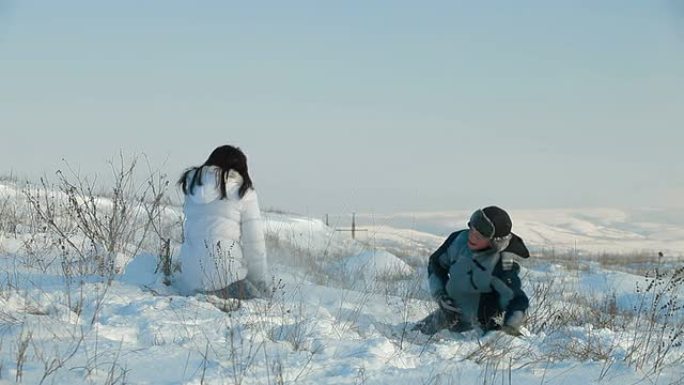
[{"xmin": 1, "ymin": 181, "xmax": 683, "ymax": 384}]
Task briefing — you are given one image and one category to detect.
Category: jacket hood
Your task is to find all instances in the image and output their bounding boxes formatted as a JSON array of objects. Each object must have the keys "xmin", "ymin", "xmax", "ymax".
[
  {"xmin": 185, "ymin": 166, "xmax": 243, "ymax": 204},
  {"xmin": 503, "ymin": 233, "xmax": 530, "ymax": 258}
]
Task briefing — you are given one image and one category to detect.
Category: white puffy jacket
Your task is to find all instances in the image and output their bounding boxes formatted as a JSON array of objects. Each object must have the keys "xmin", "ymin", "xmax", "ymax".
[{"xmin": 176, "ymin": 166, "xmax": 267, "ymax": 294}]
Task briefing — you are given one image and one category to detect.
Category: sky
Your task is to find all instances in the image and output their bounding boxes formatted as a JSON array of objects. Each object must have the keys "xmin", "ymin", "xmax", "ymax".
[{"xmin": 1, "ymin": 1, "xmax": 683, "ymax": 216}]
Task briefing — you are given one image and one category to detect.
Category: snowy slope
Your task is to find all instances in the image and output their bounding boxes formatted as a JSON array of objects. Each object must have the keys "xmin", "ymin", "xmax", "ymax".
[
  {"xmin": 0, "ymin": 181, "xmax": 683, "ymax": 384},
  {"xmin": 1, "ymin": 250, "xmax": 682, "ymax": 385}
]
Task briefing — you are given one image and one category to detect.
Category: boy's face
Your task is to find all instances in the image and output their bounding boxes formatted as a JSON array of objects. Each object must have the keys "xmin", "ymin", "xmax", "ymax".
[{"xmin": 467, "ymin": 227, "xmax": 492, "ymax": 251}]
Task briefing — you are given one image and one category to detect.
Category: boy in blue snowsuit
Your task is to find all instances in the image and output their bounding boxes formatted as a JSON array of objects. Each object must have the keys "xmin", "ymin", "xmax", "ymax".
[{"xmin": 415, "ymin": 206, "xmax": 529, "ymax": 336}]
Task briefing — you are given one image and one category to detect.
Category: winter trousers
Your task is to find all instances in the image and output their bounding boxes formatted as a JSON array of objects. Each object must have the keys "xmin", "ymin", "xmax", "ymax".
[{"xmin": 204, "ymin": 278, "xmax": 262, "ymax": 300}]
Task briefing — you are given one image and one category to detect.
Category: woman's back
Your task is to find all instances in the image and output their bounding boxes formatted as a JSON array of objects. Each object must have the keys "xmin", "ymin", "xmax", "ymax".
[
  {"xmin": 175, "ymin": 146, "xmax": 267, "ymax": 297},
  {"xmin": 182, "ymin": 166, "xmax": 246, "ymax": 246}
]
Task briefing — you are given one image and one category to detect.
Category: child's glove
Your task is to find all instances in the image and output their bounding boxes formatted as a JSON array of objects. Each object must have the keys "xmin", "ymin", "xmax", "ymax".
[
  {"xmin": 437, "ymin": 294, "xmax": 461, "ymax": 314},
  {"xmin": 502, "ymin": 311, "xmax": 525, "ymax": 336}
]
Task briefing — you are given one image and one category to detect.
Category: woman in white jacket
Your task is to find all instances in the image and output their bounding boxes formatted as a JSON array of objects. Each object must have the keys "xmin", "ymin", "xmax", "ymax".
[{"xmin": 175, "ymin": 145, "xmax": 268, "ymax": 299}]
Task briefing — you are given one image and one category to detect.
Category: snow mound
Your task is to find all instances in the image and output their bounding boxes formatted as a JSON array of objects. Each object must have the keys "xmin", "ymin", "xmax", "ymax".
[
  {"xmin": 120, "ymin": 253, "xmax": 166, "ymax": 288},
  {"xmin": 340, "ymin": 249, "xmax": 414, "ymax": 282}
]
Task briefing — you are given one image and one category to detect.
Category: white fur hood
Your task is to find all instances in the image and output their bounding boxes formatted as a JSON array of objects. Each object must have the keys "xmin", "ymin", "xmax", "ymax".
[{"xmin": 185, "ymin": 166, "xmax": 243, "ymax": 204}]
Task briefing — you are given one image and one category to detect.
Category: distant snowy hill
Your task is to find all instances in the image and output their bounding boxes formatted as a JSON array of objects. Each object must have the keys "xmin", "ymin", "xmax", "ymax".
[
  {"xmin": 353, "ymin": 208, "xmax": 684, "ymax": 257},
  {"xmin": 3, "ymin": 181, "xmax": 682, "ymax": 256}
]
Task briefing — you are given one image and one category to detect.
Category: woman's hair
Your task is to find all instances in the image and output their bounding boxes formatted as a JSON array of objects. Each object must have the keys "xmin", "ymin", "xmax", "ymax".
[{"xmin": 178, "ymin": 145, "xmax": 254, "ymax": 199}]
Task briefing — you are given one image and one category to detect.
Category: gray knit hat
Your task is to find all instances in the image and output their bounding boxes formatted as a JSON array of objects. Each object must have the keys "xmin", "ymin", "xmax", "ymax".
[{"xmin": 468, "ymin": 206, "xmax": 512, "ymax": 240}]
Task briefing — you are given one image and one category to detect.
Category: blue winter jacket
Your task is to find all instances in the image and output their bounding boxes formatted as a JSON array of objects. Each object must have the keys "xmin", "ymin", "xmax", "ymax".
[{"xmin": 427, "ymin": 230, "xmax": 529, "ymax": 328}]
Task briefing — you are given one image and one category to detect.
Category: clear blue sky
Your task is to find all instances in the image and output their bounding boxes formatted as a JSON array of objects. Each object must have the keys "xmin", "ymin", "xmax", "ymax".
[{"xmin": 1, "ymin": 1, "xmax": 683, "ymax": 215}]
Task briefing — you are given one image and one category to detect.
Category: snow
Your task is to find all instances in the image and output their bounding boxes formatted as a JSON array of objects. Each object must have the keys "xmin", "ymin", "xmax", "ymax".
[
  {"xmin": 336, "ymin": 249, "xmax": 414, "ymax": 286},
  {"xmin": 1, "ymin": 182, "xmax": 684, "ymax": 384},
  {"xmin": 355, "ymin": 208, "xmax": 684, "ymax": 256}
]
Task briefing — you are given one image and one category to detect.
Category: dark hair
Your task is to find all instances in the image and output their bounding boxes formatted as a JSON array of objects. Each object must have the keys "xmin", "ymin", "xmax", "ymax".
[{"xmin": 178, "ymin": 145, "xmax": 254, "ymax": 199}]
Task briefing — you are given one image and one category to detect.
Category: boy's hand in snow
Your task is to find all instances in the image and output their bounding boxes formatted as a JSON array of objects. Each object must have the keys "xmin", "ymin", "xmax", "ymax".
[{"xmin": 438, "ymin": 294, "xmax": 461, "ymax": 314}]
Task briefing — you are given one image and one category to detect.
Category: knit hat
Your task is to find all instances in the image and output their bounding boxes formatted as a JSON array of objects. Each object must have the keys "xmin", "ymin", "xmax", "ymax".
[{"xmin": 468, "ymin": 206, "xmax": 512, "ymax": 240}]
